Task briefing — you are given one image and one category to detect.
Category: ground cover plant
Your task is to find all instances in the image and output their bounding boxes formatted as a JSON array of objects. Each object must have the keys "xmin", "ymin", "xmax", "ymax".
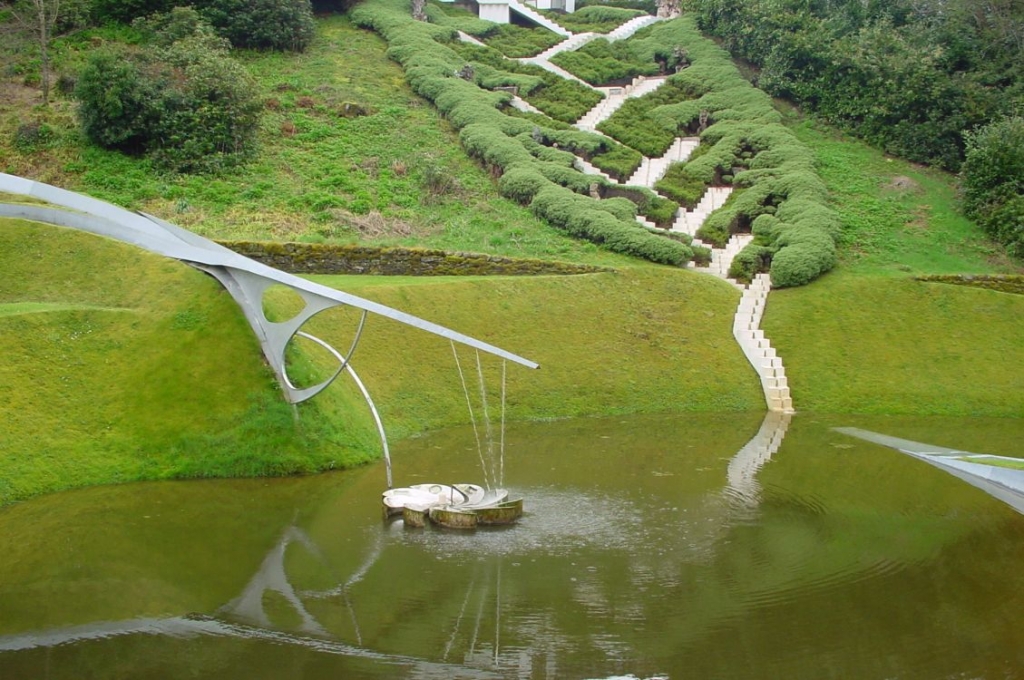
[{"xmin": 539, "ymin": 5, "xmax": 646, "ymax": 34}]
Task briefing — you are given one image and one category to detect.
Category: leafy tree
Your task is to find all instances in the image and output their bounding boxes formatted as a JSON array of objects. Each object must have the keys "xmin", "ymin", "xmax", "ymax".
[{"xmin": 961, "ymin": 115, "xmax": 1024, "ymax": 257}]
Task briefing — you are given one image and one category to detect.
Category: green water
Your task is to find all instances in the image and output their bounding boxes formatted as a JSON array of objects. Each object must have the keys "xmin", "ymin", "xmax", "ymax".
[{"xmin": 2, "ymin": 413, "xmax": 1024, "ymax": 679}]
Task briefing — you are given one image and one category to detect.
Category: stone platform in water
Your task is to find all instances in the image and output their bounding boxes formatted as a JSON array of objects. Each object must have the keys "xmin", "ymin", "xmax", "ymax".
[{"xmin": 382, "ymin": 483, "xmax": 523, "ymax": 529}]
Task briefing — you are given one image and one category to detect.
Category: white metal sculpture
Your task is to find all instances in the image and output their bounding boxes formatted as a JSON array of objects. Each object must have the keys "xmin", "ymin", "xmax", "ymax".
[{"xmin": 0, "ymin": 173, "xmax": 538, "ymax": 412}]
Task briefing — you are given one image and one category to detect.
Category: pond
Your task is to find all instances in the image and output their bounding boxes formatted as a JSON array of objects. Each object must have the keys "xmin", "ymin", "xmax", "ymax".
[{"xmin": 2, "ymin": 412, "xmax": 1024, "ymax": 679}]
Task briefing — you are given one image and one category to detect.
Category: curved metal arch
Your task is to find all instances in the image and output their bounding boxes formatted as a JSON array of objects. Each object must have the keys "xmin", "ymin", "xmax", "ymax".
[{"xmin": 0, "ymin": 173, "xmax": 538, "ymax": 405}]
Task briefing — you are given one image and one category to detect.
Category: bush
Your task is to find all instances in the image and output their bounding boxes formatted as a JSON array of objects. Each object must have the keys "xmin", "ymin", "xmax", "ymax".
[
  {"xmin": 961, "ymin": 116, "xmax": 1024, "ymax": 258},
  {"xmin": 75, "ymin": 32, "xmax": 262, "ymax": 173},
  {"xmin": 195, "ymin": 0, "xmax": 316, "ymax": 51},
  {"xmin": 75, "ymin": 50, "xmax": 159, "ymax": 152}
]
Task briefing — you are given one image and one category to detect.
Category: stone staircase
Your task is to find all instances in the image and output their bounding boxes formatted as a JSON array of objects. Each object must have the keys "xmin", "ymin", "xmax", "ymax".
[
  {"xmin": 572, "ymin": 156, "xmax": 616, "ymax": 183},
  {"xmin": 670, "ymin": 186, "xmax": 733, "ymax": 237},
  {"xmin": 532, "ymin": 32, "xmax": 600, "ymax": 61},
  {"xmin": 733, "ymin": 274, "xmax": 794, "ymax": 413}
]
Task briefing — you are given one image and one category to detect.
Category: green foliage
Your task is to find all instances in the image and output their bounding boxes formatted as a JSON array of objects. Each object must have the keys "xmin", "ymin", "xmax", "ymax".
[
  {"xmin": 590, "ymin": 142, "xmax": 642, "ymax": 181},
  {"xmin": 448, "ymin": 40, "xmax": 602, "ymax": 122},
  {"xmin": 691, "ymin": 0, "xmax": 1023, "ymax": 171},
  {"xmin": 640, "ymin": 194, "xmax": 679, "ymax": 226},
  {"xmin": 577, "ymin": 0, "xmax": 656, "ymax": 13},
  {"xmin": 90, "ymin": 0, "xmax": 173, "ymax": 24},
  {"xmin": 196, "ymin": 0, "xmax": 316, "ymax": 51},
  {"xmin": 132, "ymin": 6, "xmax": 225, "ymax": 48},
  {"xmin": 348, "ymin": 0, "xmax": 691, "ymax": 267},
  {"xmin": 530, "ymin": 185, "xmax": 691, "ymax": 265},
  {"xmin": 598, "ymin": 79, "xmax": 694, "ymax": 156},
  {"xmin": 75, "ymin": 30, "xmax": 262, "ymax": 173},
  {"xmin": 654, "ymin": 161, "xmax": 707, "ymax": 207},
  {"xmin": 961, "ymin": 116, "xmax": 1024, "ymax": 258},
  {"xmin": 75, "ymin": 49, "xmax": 158, "ymax": 152}
]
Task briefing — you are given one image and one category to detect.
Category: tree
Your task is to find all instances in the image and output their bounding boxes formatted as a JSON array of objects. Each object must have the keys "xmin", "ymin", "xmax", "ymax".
[{"xmin": 6, "ymin": 0, "xmax": 61, "ymax": 105}]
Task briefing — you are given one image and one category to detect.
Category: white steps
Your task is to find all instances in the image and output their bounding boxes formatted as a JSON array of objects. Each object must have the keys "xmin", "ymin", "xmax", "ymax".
[
  {"xmin": 574, "ymin": 76, "xmax": 669, "ymax": 131},
  {"xmin": 733, "ymin": 274, "xmax": 795, "ymax": 413}
]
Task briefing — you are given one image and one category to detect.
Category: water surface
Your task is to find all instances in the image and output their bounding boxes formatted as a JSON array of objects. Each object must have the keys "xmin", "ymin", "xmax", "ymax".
[{"xmin": 2, "ymin": 413, "xmax": 1024, "ymax": 679}]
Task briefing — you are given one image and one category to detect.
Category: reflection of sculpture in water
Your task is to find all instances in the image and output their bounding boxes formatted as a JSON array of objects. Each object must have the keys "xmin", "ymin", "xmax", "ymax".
[{"xmin": 219, "ymin": 526, "xmax": 328, "ymax": 636}]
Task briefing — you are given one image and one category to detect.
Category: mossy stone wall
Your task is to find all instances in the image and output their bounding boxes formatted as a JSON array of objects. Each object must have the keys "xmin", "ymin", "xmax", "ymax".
[
  {"xmin": 219, "ymin": 240, "xmax": 612, "ymax": 276},
  {"xmin": 916, "ymin": 274, "xmax": 1024, "ymax": 296}
]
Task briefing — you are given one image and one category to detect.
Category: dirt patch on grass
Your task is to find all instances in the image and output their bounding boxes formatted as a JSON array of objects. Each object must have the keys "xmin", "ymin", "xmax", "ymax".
[
  {"xmin": 0, "ymin": 79, "xmax": 44, "ymax": 112},
  {"xmin": 905, "ymin": 205, "xmax": 931, "ymax": 231},
  {"xmin": 884, "ymin": 175, "xmax": 921, "ymax": 193}
]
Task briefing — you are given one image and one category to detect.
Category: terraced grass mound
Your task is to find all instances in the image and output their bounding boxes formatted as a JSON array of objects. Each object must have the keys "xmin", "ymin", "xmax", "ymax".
[{"xmin": 762, "ymin": 271, "xmax": 1024, "ymax": 416}]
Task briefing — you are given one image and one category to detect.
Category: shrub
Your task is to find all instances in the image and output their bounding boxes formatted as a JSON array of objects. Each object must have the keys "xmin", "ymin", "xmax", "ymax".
[
  {"xmin": 75, "ymin": 33, "xmax": 262, "ymax": 173},
  {"xmin": 482, "ymin": 24, "xmax": 562, "ymax": 58},
  {"xmin": 13, "ymin": 122, "xmax": 56, "ymax": 152},
  {"xmin": 195, "ymin": 0, "xmax": 315, "ymax": 51},
  {"xmin": 654, "ymin": 162, "xmax": 707, "ymax": 206},
  {"xmin": 961, "ymin": 116, "xmax": 1024, "ymax": 258},
  {"xmin": 75, "ymin": 49, "xmax": 159, "ymax": 152},
  {"xmin": 90, "ymin": 0, "xmax": 173, "ymax": 24}
]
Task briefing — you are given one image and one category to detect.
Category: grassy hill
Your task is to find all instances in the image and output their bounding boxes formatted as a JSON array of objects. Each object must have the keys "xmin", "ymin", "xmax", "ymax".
[{"xmin": 1, "ymin": 13, "xmax": 1022, "ymax": 506}]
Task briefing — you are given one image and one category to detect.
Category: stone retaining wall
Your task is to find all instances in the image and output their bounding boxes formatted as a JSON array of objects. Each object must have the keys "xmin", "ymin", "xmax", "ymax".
[
  {"xmin": 915, "ymin": 274, "xmax": 1024, "ymax": 296},
  {"xmin": 218, "ymin": 240, "xmax": 612, "ymax": 277}
]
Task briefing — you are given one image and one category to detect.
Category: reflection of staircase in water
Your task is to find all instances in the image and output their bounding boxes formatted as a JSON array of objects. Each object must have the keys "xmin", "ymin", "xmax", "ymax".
[{"xmin": 725, "ymin": 411, "xmax": 792, "ymax": 505}]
